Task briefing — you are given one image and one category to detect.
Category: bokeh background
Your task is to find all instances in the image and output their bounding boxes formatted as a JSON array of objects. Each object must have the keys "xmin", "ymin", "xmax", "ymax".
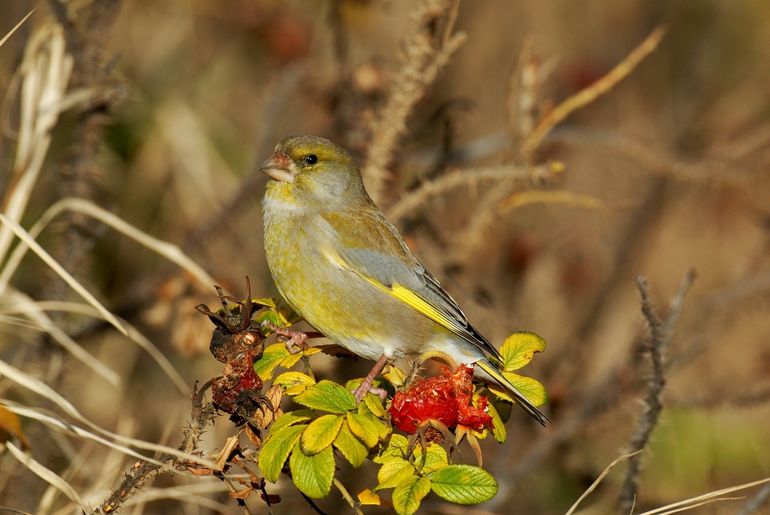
[{"xmin": 1, "ymin": 0, "xmax": 769, "ymax": 513}]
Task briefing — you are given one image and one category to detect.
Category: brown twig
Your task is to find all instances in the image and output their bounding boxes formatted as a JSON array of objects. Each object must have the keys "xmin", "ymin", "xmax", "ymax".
[
  {"xmin": 618, "ymin": 270, "xmax": 696, "ymax": 514},
  {"xmin": 362, "ymin": 0, "xmax": 467, "ymax": 204},
  {"xmin": 92, "ymin": 381, "xmax": 217, "ymax": 514}
]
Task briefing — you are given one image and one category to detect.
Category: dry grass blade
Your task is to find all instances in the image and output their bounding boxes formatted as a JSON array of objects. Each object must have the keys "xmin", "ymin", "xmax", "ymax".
[
  {"xmin": 0, "ymin": 362, "xmax": 216, "ymax": 469},
  {"xmin": 0, "ymin": 197, "xmax": 216, "ymax": 294},
  {"xmin": 521, "ymin": 26, "xmax": 665, "ymax": 157},
  {"xmin": 6, "ymin": 442, "xmax": 84, "ymax": 508},
  {"xmin": 0, "ymin": 8, "xmax": 36, "ymax": 48},
  {"xmin": 638, "ymin": 477, "xmax": 770, "ymax": 515},
  {"xmin": 0, "ymin": 23, "xmax": 72, "ymax": 263},
  {"xmin": 0, "ymin": 214, "xmax": 127, "ymax": 336},
  {"xmin": 0, "ymin": 299, "xmax": 189, "ymax": 395},
  {"xmin": 3, "ymin": 289, "xmax": 120, "ymax": 385},
  {"xmin": 564, "ymin": 451, "xmax": 640, "ymax": 515}
]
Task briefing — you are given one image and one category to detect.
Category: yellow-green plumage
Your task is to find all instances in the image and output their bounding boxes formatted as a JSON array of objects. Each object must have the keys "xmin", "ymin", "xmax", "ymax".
[{"xmin": 262, "ymin": 135, "xmax": 547, "ymax": 425}]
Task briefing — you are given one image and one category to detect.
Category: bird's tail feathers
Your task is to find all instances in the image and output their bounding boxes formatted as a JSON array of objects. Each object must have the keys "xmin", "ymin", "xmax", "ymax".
[{"xmin": 476, "ymin": 359, "xmax": 549, "ymax": 426}]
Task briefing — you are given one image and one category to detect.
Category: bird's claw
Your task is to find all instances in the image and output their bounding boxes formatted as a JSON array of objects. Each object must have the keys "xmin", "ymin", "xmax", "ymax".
[{"xmin": 264, "ymin": 323, "xmax": 309, "ymax": 354}]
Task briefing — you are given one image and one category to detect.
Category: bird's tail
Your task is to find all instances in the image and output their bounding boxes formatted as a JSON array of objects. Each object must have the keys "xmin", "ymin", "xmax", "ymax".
[{"xmin": 476, "ymin": 358, "xmax": 549, "ymax": 426}]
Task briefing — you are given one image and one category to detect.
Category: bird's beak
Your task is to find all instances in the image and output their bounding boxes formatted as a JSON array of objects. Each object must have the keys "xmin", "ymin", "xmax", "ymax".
[{"xmin": 260, "ymin": 151, "xmax": 296, "ymax": 183}]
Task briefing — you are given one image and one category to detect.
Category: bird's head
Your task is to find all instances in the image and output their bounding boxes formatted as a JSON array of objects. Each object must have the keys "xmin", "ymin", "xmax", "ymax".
[{"xmin": 261, "ymin": 135, "xmax": 368, "ymax": 211}]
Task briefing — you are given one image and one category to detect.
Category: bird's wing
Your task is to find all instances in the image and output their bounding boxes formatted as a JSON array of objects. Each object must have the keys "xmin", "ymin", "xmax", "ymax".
[{"xmin": 320, "ymin": 209, "xmax": 503, "ymax": 362}]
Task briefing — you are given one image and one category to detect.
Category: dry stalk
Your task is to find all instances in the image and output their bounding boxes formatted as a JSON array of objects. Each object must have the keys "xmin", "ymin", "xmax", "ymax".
[
  {"xmin": 362, "ymin": 0, "xmax": 467, "ymax": 204},
  {"xmin": 618, "ymin": 270, "xmax": 696, "ymax": 514},
  {"xmin": 521, "ymin": 26, "xmax": 666, "ymax": 159}
]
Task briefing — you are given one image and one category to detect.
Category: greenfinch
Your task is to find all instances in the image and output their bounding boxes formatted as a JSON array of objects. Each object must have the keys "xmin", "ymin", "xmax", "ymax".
[{"xmin": 261, "ymin": 135, "xmax": 547, "ymax": 425}]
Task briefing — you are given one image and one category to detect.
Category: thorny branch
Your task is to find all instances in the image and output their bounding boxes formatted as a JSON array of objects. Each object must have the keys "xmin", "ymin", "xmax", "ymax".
[
  {"xmin": 618, "ymin": 269, "xmax": 696, "ymax": 514},
  {"xmin": 362, "ymin": 0, "xmax": 466, "ymax": 204},
  {"xmin": 92, "ymin": 381, "xmax": 217, "ymax": 515}
]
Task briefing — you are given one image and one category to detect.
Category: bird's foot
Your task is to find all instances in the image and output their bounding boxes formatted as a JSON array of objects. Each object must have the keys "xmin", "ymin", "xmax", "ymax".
[{"xmin": 264, "ymin": 323, "xmax": 308, "ymax": 354}]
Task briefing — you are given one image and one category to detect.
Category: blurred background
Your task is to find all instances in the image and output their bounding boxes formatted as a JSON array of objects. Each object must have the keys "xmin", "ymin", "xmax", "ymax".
[{"xmin": 1, "ymin": 0, "xmax": 769, "ymax": 513}]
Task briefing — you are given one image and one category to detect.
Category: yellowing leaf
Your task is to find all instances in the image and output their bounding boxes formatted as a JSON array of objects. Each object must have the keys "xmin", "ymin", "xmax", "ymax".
[
  {"xmin": 363, "ymin": 393, "xmax": 386, "ymax": 418},
  {"xmin": 289, "ymin": 442, "xmax": 335, "ymax": 499},
  {"xmin": 499, "ymin": 332, "xmax": 547, "ymax": 371},
  {"xmin": 376, "ymin": 459, "xmax": 415, "ymax": 490},
  {"xmin": 357, "ymin": 488, "xmax": 381, "ymax": 506},
  {"xmin": 334, "ymin": 421, "xmax": 368, "ymax": 467},
  {"xmin": 347, "ymin": 412, "xmax": 388, "ymax": 448},
  {"xmin": 413, "ymin": 443, "xmax": 448, "ymax": 474},
  {"xmin": 274, "ymin": 371, "xmax": 316, "ymax": 394},
  {"xmin": 254, "ymin": 343, "xmax": 290, "ymax": 380},
  {"xmin": 428, "ymin": 464, "xmax": 498, "ymax": 504},
  {"xmin": 280, "ymin": 352, "xmax": 304, "ymax": 370},
  {"xmin": 301, "ymin": 414, "xmax": 343, "ymax": 455},
  {"xmin": 271, "ymin": 409, "xmax": 313, "ymax": 432},
  {"xmin": 374, "ymin": 434, "xmax": 409, "ymax": 464},
  {"xmin": 302, "ymin": 347, "xmax": 322, "ymax": 357},
  {"xmin": 254, "ymin": 308, "xmax": 289, "ymax": 329},
  {"xmin": 487, "ymin": 401, "xmax": 507, "ymax": 443},
  {"xmin": 392, "ymin": 476, "xmax": 431, "ymax": 515},
  {"xmin": 501, "ymin": 372, "xmax": 547, "ymax": 407},
  {"xmin": 294, "ymin": 380, "xmax": 356, "ymax": 414},
  {"xmin": 258, "ymin": 424, "xmax": 305, "ymax": 482},
  {"xmin": 382, "ymin": 365, "xmax": 407, "ymax": 387}
]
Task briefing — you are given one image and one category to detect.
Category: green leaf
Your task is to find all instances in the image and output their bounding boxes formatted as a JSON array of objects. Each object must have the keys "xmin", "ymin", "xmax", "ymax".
[
  {"xmin": 258, "ymin": 424, "xmax": 305, "ymax": 482},
  {"xmin": 253, "ymin": 343, "xmax": 290, "ymax": 380},
  {"xmin": 487, "ymin": 401, "xmax": 507, "ymax": 443},
  {"xmin": 294, "ymin": 380, "xmax": 356, "ymax": 414},
  {"xmin": 392, "ymin": 476, "xmax": 431, "ymax": 515},
  {"xmin": 254, "ymin": 308, "xmax": 289, "ymax": 329},
  {"xmin": 347, "ymin": 412, "xmax": 388, "ymax": 448},
  {"xmin": 270, "ymin": 409, "xmax": 313, "ymax": 432},
  {"xmin": 301, "ymin": 414, "xmax": 343, "ymax": 455},
  {"xmin": 289, "ymin": 442, "xmax": 335, "ymax": 499},
  {"xmin": 333, "ymin": 421, "xmax": 369, "ymax": 467},
  {"xmin": 499, "ymin": 332, "xmax": 546, "ymax": 371},
  {"xmin": 413, "ymin": 443, "xmax": 448, "ymax": 474},
  {"xmin": 501, "ymin": 372, "xmax": 547, "ymax": 407},
  {"xmin": 376, "ymin": 459, "xmax": 416, "ymax": 490},
  {"xmin": 374, "ymin": 434, "xmax": 409, "ymax": 464},
  {"xmin": 428, "ymin": 464, "xmax": 498, "ymax": 504}
]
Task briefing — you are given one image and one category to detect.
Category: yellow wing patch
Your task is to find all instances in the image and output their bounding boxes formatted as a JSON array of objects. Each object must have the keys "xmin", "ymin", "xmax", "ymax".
[{"xmin": 321, "ymin": 247, "xmax": 461, "ymax": 334}]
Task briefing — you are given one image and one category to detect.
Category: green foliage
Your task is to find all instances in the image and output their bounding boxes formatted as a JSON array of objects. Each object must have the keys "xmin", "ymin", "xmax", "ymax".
[{"xmin": 251, "ymin": 323, "xmax": 548, "ymax": 514}]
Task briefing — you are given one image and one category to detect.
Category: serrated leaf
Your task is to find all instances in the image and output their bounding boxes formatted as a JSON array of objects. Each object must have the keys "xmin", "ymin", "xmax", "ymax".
[
  {"xmin": 280, "ymin": 352, "xmax": 303, "ymax": 369},
  {"xmin": 253, "ymin": 343, "xmax": 290, "ymax": 380},
  {"xmin": 374, "ymin": 434, "xmax": 409, "ymax": 464},
  {"xmin": 392, "ymin": 476, "xmax": 431, "ymax": 515},
  {"xmin": 274, "ymin": 371, "xmax": 315, "ymax": 392},
  {"xmin": 258, "ymin": 424, "xmax": 305, "ymax": 482},
  {"xmin": 289, "ymin": 442, "xmax": 335, "ymax": 499},
  {"xmin": 347, "ymin": 412, "xmax": 388, "ymax": 448},
  {"xmin": 270, "ymin": 409, "xmax": 313, "ymax": 432},
  {"xmin": 302, "ymin": 347, "xmax": 322, "ymax": 357},
  {"xmin": 251, "ymin": 297, "xmax": 277, "ymax": 308},
  {"xmin": 428, "ymin": 464, "xmax": 498, "ymax": 504},
  {"xmin": 357, "ymin": 488, "xmax": 381, "ymax": 506},
  {"xmin": 301, "ymin": 414, "xmax": 343, "ymax": 455},
  {"xmin": 363, "ymin": 393, "xmax": 386, "ymax": 418},
  {"xmin": 413, "ymin": 443, "xmax": 448, "ymax": 474},
  {"xmin": 334, "ymin": 421, "xmax": 368, "ymax": 467},
  {"xmin": 376, "ymin": 459, "xmax": 415, "ymax": 490},
  {"xmin": 487, "ymin": 401, "xmax": 507, "ymax": 443},
  {"xmin": 254, "ymin": 308, "xmax": 289, "ymax": 329},
  {"xmin": 294, "ymin": 380, "xmax": 356, "ymax": 414},
  {"xmin": 357, "ymin": 404, "xmax": 391, "ymax": 438},
  {"xmin": 501, "ymin": 372, "xmax": 547, "ymax": 407},
  {"xmin": 499, "ymin": 332, "xmax": 546, "ymax": 371}
]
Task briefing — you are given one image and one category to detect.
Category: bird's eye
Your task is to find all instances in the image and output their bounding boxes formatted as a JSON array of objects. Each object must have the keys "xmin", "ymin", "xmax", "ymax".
[{"xmin": 304, "ymin": 154, "xmax": 318, "ymax": 165}]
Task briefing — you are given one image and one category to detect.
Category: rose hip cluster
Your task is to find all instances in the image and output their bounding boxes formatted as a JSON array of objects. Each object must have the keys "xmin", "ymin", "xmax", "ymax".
[{"xmin": 388, "ymin": 364, "xmax": 493, "ymax": 433}]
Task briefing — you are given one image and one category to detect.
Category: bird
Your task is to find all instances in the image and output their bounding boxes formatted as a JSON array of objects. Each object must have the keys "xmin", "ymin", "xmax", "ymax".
[{"xmin": 261, "ymin": 135, "xmax": 548, "ymax": 426}]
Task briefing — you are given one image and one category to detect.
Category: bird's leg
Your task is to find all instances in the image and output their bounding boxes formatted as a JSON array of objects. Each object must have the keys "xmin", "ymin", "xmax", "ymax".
[
  {"xmin": 264, "ymin": 323, "xmax": 308, "ymax": 354},
  {"xmin": 353, "ymin": 353, "xmax": 391, "ymax": 403}
]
